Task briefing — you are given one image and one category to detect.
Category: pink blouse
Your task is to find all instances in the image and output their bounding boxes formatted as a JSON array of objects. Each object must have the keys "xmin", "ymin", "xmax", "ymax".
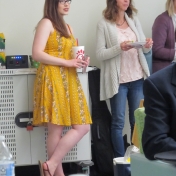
[{"xmin": 117, "ymin": 27, "xmax": 143, "ymax": 83}]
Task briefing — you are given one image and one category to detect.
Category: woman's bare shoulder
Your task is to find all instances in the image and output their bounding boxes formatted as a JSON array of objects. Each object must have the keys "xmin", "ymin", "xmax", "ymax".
[{"xmin": 37, "ymin": 18, "xmax": 54, "ymax": 32}]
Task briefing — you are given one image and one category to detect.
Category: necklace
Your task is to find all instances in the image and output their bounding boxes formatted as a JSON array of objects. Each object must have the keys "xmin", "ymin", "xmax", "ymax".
[{"xmin": 116, "ymin": 20, "xmax": 125, "ymax": 26}]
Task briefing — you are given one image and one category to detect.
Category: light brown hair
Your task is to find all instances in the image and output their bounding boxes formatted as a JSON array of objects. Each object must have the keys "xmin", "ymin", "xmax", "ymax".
[
  {"xmin": 43, "ymin": 0, "xmax": 70, "ymax": 38},
  {"xmin": 103, "ymin": 0, "xmax": 138, "ymax": 22},
  {"xmin": 166, "ymin": 0, "xmax": 175, "ymax": 16}
]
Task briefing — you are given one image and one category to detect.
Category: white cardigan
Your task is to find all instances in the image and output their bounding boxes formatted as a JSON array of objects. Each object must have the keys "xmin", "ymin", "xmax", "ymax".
[{"xmin": 96, "ymin": 13, "xmax": 150, "ymax": 101}]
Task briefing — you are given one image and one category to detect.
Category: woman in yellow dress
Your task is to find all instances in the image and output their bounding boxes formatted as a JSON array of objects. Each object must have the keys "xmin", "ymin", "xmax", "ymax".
[{"xmin": 32, "ymin": 0, "xmax": 92, "ymax": 175}]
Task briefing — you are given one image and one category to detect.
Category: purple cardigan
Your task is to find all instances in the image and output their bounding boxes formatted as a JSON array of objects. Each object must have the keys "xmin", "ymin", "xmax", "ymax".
[{"xmin": 152, "ymin": 11, "xmax": 175, "ymax": 73}]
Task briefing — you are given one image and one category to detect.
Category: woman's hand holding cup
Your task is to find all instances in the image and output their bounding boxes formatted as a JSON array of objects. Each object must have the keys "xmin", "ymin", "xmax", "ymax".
[
  {"xmin": 82, "ymin": 55, "xmax": 90, "ymax": 67},
  {"xmin": 71, "ymin": 46, "xmax": 90, "ymax": 72},
  {"xmin": 67, "ymin": 58, "xmax": 87, "ymax": 68},
  {"xmin": 82, "ymin": 55, "xmax": 90, "ymax": 73}
]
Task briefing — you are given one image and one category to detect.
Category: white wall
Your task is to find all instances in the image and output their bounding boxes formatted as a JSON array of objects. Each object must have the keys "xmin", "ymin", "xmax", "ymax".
[
  {"xmin": 0, "ymin": 0, "xmax": 166, "ymax": 68},
  {"xmin": 0, "ymin": 0, "xmax": 44, "ymax": 55},
  {"xmin": 135, "ymin": 0, "xmax": 165, "ymax": 38}
]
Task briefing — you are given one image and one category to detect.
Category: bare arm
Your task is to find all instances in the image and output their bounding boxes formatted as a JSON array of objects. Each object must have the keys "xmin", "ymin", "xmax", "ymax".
[{"xmin": 32, "ymin": 19, "xmax": 87, "ymax": 68}]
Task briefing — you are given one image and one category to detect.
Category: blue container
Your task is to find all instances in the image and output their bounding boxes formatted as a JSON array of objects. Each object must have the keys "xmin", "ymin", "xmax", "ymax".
[{"xmin": 0, "ymin": 161, "xmax": 15, "ymax": 176}]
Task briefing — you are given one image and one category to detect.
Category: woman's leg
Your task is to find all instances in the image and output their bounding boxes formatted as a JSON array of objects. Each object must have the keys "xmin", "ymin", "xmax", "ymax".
[
  {"xmin": 127, "ymin": 78, "xmax": 144, "ymax": 140},
  {"xmin": 110, "ymin": 84, "xmax": 128, "ymax": 157},
  {"xmin": 43, "ymin": 124, "xmax": 90, "ymax": 176},
  {"xmin": 47, "ymin": 123, "xmax": 64, "ymax": 176}
]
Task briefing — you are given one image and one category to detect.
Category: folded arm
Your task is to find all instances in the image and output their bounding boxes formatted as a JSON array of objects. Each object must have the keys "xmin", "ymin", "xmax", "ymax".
[{"xmin": 142, "ymin": 78, "xmax": 176, "ymax": 160}]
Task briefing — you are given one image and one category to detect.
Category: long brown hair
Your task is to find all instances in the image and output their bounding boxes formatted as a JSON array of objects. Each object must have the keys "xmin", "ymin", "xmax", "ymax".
[
  {"xmin": 43, "ymin": 0, "xmax": 70, "ymax": 38},
  {"xmin": 103, "ymin": 0, "xmax": 138, "ymax": 22}
]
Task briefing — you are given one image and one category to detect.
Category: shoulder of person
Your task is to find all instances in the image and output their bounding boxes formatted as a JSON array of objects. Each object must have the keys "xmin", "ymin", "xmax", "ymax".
[
  {"xmin": 38, "ymin": 18, "xmax": 53, "ymax": 28},
  {"xmin": 97, "ymin": 17, "xmax": 113, "ymax": 28},
  {"xmin": 98, "ymin": 18, "xmax": 106, "ymax": 25},
  {"xmin": 147, "ymin": 63, "xmax": 175, "ymax": 84},
  {"xmin": 131, "ymin": 13, "xmax": 139, "ymax": 23},
  {"xmin": 154, "ymin": 11, "xmax": 171, "ymax": 23},
  {"xmin": 36, "ymin": 18, "xmax": 54, "ymax": 33},
  {"xmin": 125, "ymin": 12, "xmax": 139, "ymax": 24},
  {"xmin": 67, "ymin": 24, "xmax": 73, "ymax": 34},
  {"xmin": 39, "ymin": 18, "xmax": 53, "ymax": 26}
]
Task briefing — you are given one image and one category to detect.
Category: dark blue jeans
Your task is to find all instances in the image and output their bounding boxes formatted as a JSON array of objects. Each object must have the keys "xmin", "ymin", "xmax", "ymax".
[{"xmin": 110, "ymin": 78, "xmax": 144, "ymax": 157}]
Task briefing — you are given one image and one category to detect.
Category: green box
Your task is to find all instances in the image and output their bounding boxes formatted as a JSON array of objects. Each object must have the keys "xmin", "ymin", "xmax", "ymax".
[
  {"xmin": 0, "ymin": 33, "xmax": 5, "ymax": 66},
  {"xmin": 0, "ymin": 33, "xmax": 5, "ymax": 50},
  {"xmin": 29, "ymin": 56, "xmax": 40, "ymax": 68},
  {"xmin": 0, "ymin": 52, "xmax": 5, "ymax": 66}
]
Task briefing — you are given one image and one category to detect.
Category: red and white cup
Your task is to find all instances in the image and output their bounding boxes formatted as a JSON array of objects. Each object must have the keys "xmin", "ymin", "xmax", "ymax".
[
  {"xmin": 72, "ymin": 46, "xmax": 85, "ymax": 60},
  {"xmin": 72, "ymin": 46, "xmax": 88, "ymax": 73}
]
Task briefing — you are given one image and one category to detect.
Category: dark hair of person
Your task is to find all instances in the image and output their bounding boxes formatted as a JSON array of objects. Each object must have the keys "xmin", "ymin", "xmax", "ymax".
[
  {"xmin": 43, "ymin": 0, "xmax": 70, "ymax": 38},
  {"xmin": 103, "ymin": 0, "xmax": 138, "ymax": 22}
]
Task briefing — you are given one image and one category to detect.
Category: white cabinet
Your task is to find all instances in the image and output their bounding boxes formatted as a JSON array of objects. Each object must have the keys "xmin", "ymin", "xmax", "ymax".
[{"xmin": 0, "ymin": 68, "xmax": 92, "ymax": 166}]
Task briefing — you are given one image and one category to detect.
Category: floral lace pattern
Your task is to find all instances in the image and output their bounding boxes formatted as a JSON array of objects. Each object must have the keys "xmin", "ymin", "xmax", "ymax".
[{"xmin": 33, "ymin": 29, "xmax": 92, "ymax": 126}]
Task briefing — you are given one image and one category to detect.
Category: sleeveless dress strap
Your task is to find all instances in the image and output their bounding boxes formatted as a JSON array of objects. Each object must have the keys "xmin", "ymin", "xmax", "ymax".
[{"xmin": 67, "ymin": 24, "xmax": 72, "ymax": 34}]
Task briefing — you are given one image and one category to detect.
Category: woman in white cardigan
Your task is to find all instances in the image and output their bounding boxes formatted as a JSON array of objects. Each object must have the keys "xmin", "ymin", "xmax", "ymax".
[{"xmin": 96, "ymin": 0, "xmax": 153, "ymax": 158}]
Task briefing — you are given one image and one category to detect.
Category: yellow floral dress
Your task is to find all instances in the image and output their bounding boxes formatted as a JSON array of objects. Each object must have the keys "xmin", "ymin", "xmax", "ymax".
[{"xmin": 33, "ymin": 28, "xmax": 92, "ymax": 126}]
